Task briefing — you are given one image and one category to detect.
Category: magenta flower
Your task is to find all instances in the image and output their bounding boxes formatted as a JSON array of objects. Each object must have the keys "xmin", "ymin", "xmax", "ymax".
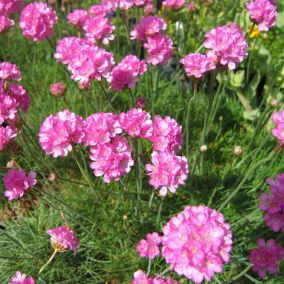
[
  {"xmin": 102, "ymin": 0, "xmax": 119, "ymax": 12},
  {"xmin": 67, "ymin": 9, "xmax": 89, "ymax": 30},
  {"xmin": 144, "ymin": 33, "xmax": 173, "ymax": 65},
  {"xmin": 89, "ymin": 136, "xmax": 134, "ymax": 183},
  {"xmin": 150, "ymin": 115, "xmax": 182, "ymax": 154},
  {"xmin": 162, "ymin": 206, "xmax": 233, "ymax": 283},
  {"xmin": 9, "ymin": 271, "xmax": 35, "ymax": 284},
  {"xmin": 89, "ymin": 4, "xmax": 107, "ymax": 17},
  {"xmin": 0, "ymin": 0, "xmax": 24, "ymax": 16},
  {"xmin": 249, "ymin": 239, "xmax": 284, "ymax": 278},
  {"xmin": 135, "ymin": 97, "xmax": 146, "ymax": 109},
  {"xmin": 146, "ymin": 151, "xmax": 188, "ymax": 196},
  {"xmin": 47, "ymin": 226, "xmax": 79, "ymax": 252},
  {"xmin": 259, "ymin": 174, "xmax": 284, "ymax": 232},
  {"xmin": 164, "ymin": 0, "xmax": 185, "ymax": 10},
  {"xmin": 19, "ymin": 2, "xmax": 58, "ymax": 42},
  {"xmin": 271, "ymin": 109, "xmax": 284, "ymax": 145},
  {"xmin": 7, "ymin": 83, "xmax": 30, "ymax": 112},
  {"xmin": 130, "ymin": 16, "xmax": 167, "ymax": 41},
  {"xmin": 246, "ymin": 0, "xmax": 277, "ymax": 31},
  {"xmin": 50, "ymin": 82, "xmax": 66, "ymax": 97},
  {"xmin": 133, "ymin": 0, "xmax": 153, "ymax": 7},
  {"xmin": 203, "ymin": 23, "xmax": 248, "ymax": 70},
  {"xmin": 3, "ymin": 168, "xmax": 37, "ymax": 201},
  {"xmin": 0, "ymin": 125, "xmax": 17, "ymax": 151},
  {"xmin": 180, "ymin": 53, "xmax": 215, "ymax": 78},
  {"xmin": 132, "ymin": 270, "xmax": 179, "ymax": 284},
  {"xmin": 188, "ymin": 1, "xmax": 196, "ymax": 12},
  {"xmin": 0, "ymin": 93, "xmax": 18, "ymax": 124},
  {"xmin": 136, "ymin": 232, "xmax": 161, "ymax": 260},
  {"xmin": 0, "ymin": 15, "xmax": 14, "ymax": 33},
  {"xmin": 82, "ymin": 113, "xmax": 122, "ymax": 146},
  {"xmin": 0, "ymin": 62, "xmax": 21, "ymax": 81},
  {"xmin": 119, "ymin": 108, "xmax": 153, "ymax": 139}
]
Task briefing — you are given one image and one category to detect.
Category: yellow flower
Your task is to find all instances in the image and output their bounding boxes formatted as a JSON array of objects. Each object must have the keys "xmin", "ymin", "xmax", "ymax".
[{"xmin": 248, "ymin": 25, "xmax": 261, "ymax": 38}]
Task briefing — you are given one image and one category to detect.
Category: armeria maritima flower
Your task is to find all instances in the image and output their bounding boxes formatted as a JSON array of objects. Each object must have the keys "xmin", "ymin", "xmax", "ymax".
[
  {"xmin": 0, "ymin": 62, "xmax": 21, "ymax": 81},
  {"xmin": 0, "ymin": 0, "xmax": 24, "ymax": 16},
  {"xmin": 0, "ymin": 92, "xmax": 18, "ymax": 124},
  {"xmin": 0, "ymin": 15, "xmax": 14, "ymax": 33},
  {"xmin": 88, "ymin": 4, "xmax": 107, "ymax": 17},
  {"xmin": 249, "ymin": 239, "xmax": 284, "ymax": 278},
  {"xmin": 7, "ymin": 83, "xmax": 30, "ymax": 112},
  {"xmin": 67, "ymin": 9, "xmax": 89, "ymax": 30},
  {"xmin": 50, "ymin": 82, "xmax": 66, "ymax": 97},
  {"xmin": 3, "ymin": 168, "xmax": 37, "ymax": 201},
  {"xmin": 146, "ymin": 151, "xmax": 188, "ymax": 196},
  {"xmin": 9, "ymin": 271, "xmax": 35, "ymax": 284},
  {"xmin": 19, "ymin": 2, "xmax": 58, "ymax": 41},
  {"xmin": 161, "ymin": 206, "xmax": 233, "ymax": 283},
  {"xmin": 271, "ymin": 109, "xmax": 284, "ymax": 146},
  {"xmin": 47, "ymin": 226, "xmax": 79, "ymax": 252},
  {"xmin": 136, "ymin": 232, "xmax": 161, "ymax": 260},
  {"xmin": 0, "ymin": 125, "xmax": 17, "ymax": 151},
  {"xmin": 164, "ymin": 0, "xmax": 185, "ymax": 10},
  {"xmin": 132, "ymin": 270, "xmax": 179, "ymax": 284}
]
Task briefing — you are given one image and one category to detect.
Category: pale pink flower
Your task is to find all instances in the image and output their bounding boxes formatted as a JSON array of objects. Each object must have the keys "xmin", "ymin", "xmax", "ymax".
[
  {"xmin": 47, "ymin": 226, "xmax": 79, "ymax": 252},
  {"xmin": 132, "ymin": 270, "xmax": 180, "ymax": 284},
  {"xmin": 50, "ymin": 82, "xmax": 66, "ymax": 97},
  {"xmin": 180, "ymin": 53, "xmax": 215, "ymax": 78},
  {"xmin": 246, "ymin": 0, "xmax": 277, "ymax": 31},
  {"xmin": 82, "ymin": 113, "xmax": 122, "ymax": 146},
  {"xmin": 0, "ymin": 62, "xmax": 21, "ymax": 81},
  {"xmin": 39, "ymin": 110, "xmax": 85, "ymax": 158},
  {"xmin": 0, "ymin": 0, "xmax": 24, "ymax": 16},
  {"xmin": 89, "ymin": 4, "xmax": 107, "ymax": 17},
  {"xmin": 162, "ymin": 206, "xmax": 233, "ymax": 283},
  {"xmin": 0, "ymin": 15, "xmax": 14, "ymax": 33},
  {"xmin": 136, "ymin": 232, "xmax": 161, "ymax": 260},
  {"xmin": 19, "ymin": 2, "xmax": 58, "ymax": 41},
  {"xmin": 249, "ymin": 239, "xmax": 284, "ymax": 278},
  {"xmin": 130, "ymin": 16, "xmax": 166, "ymax": 41},
  {"xmin": 144, "ymin": 33, "xmax": 173, "ymax": 65},
  {"xmin": 7, "ymin": 83, "xmax": 30, "ymax": 112},
  {"xmin": 146, "ymin": 151, "xmax": 188, "ymax": 196},
  {"xmin": 0, "ymin": 93, "xmax": 18, "ymax": 124},
  {"xmin": 89, "ymin": 136, "xmax": 134, "ymax": 183},
  {"xmin": 259, "ymin": 174, "xmax": 284, "ymax": 232},
  {"xmin": 203, "ymin": 23, "xmax": 248, "ymax": 70},
  {"xmin": 188, "ymin": 1, "xmax": 195, "ymax": 12},
  {"xmin": 119, "ymin": 0, "xmax": 134, "ymax": 10},
  {"xmin": 144, "ymin": 3, "xmax": 155, "ymax": 14},
  {"xmin": 164, "ymin": 0, "xmax": 185, "ymax": 10},
  {"xmin": 119, "ymin": 108, "xmax": 153, "ymax": 139},
  {"xmin": 150, "ymin": 115, "xmax": 182, "ymax": 154},
  {"xmin": 133, "ymin": 0, "xmax": 153, "ymax": 7},
  {"xmin": 83, "ymin": 16, "xmax": 115, "ymax": 45},
  {"xmin": 0, "ymin": 125, "xmax": 17, "ymax": 150},
  {"xmin": 67, "ymin": 9, "xmax": 89, "ymax": 30},
  {"xmin": 3, "ymin": 168, "xmax": 37, "ymax": 201},
  {"xmin": 9, "ymin": 271, "xmax": 35, "ymax": 284},
  {"xmin": 271, "ymin": 109, "xmax": 284, "ymax": 145}
]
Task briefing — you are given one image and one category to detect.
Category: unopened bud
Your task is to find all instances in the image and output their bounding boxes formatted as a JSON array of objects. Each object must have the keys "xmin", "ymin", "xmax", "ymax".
[
  {"xmin": 270, "ymin": 99, "xmax": 279, "ymax": 108},
  {"xmin": 50, "ymin": 82, "xmax": 66, "ymax": 97},
  {"xmin": 200, "ymin": 145, "xmax": 208, "ymax": 152},
  {"xmin": 233, "ymin": 146, "xmax": 243, "ymax": 156},
  {"xmin": 135, "ymin": 97, "xmax": 146, "ymax": 109}
]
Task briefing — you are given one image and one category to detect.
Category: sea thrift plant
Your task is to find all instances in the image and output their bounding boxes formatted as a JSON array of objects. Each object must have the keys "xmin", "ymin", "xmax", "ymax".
[
  {"xmin": 203, "ymin": 23, "xmax": 248, "ymax": 70},
  {"xmin": 50, "ymin": 82, "xmax": 66, "ymax": 97},
  {"xmin": 3, "ymin": 168, "xmax": 37, "ymax": 201},
  {"xmin": 0, "ymin": 125, "xmax": 17, "ymax": 150},
  {"xmin": 0, "ymin": 62, "xmax": 21, "ymax": 81},
  {"xmin": 164, "ymin": 0, "xmax": 185, "ymax": 10},
  {"xmin": 245, "ymin": 0, "xmax": 277, "ymax": 31},
  {"xmin": 0, "ymin": 15, "xmax": 14, "ymax": 33},
  {"xmin": 19, "ymin": 2, "xmax": 58, "ymax": 41},
  {"xmin": 259, "ymin": 174, "xmax": 284, "ymax": 232},
  {"xmin": 161, "ymin": 206, "xmax": 233, "ymax": 283},
  {"xmin": 67, "ymin": 9, "xmax": 89, "ymax": 30},
  {"xmin": 88, "ymin": 4, "xmax": 107, "ymax": 17},
  {"xmin": 132, "ymin": 270, "xmax": 179, "ymax": 284},
  {"xmin": 249, "ymin": 239, "xmax": 284, "ymax": 278},
  {"xmin": 136, "ymin": 232, "xmax": 161, "ymax": 259},
  {"xmin": 146, "ymin": 151, "xmax": 188, "ymax": 196},
  {"xmin": 0, "ymin": 0, "xmax": 24, "ymax": 16},
  {"xmin": 271, "ymin": 109, "xmax": 284, "ymax": 146},
  {"xmin": 7, "ymin": 83, "xmax": 30, "ymax": 112},
  {"xmin": 8, "ymin": 271, "xmax": 35, "ymax": 284}
]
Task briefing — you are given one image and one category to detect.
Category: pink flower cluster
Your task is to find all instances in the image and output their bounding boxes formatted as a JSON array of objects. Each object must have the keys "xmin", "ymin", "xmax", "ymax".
[
  {"xmin": 259, "ymin": 174, "xmax": 284, "ymax": 232},
  {"xmin": 136, "ymin": 232, "xmax": 161, "ymax": 259},
  {"xmin": 108, "ymin": 55, "xmax": 147, "ymax": 92},
  {"xmin": 164, "ymin": 0, "xmax": 185, "ymax": 10},
  {"xmin": 0, "ymin": 62, "xmax": 30, "ymax": 150},
  {"xmin": 133, "ymin": 270, "xmax": 179, "ymax": 284},
  {"xmin": 20, "ymin": 2, "xmax": 58, "ymax": 41},
  {"xmin": 249, "ymin": 239, "xmax": 284, "ymax": 278},
  {"xmin": 161, "ymin": 206, "xmax": 233, "ymax": 283},
  {"xmin": 203, "ymin": 23, "xmax": 248, "ymax": 70},
  {"xmin": 54, "ymin": 37, "xmax": 114, "ymax": 88},
  {"xmin": 67, "ymin": 9, "xmax": 89, "ymax": 30},
  {"xmin": 246, "ymin": 0, "xmax": 277, "ymax": 31},
  {"xmin": 47, "ymin": 226, "xmax": 79, "ymax": 252},
  {"xmin": 271, "ymin": 109, "xmax": 284, "ymax": 146},
  {"xmin": 9, "ymin": 271, "xmax": 35, "ymax": 284},
  {"xmin": 3, "ymin": 168, "xmax": 37, "ymax": 201}
]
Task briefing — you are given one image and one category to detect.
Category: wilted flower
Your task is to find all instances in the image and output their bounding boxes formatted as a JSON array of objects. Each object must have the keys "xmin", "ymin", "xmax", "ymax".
[
  {"xmin": 161, "ymin": 206, "xmax": 233, "ymax": 283},
  {"xmin": 136, "ymin": 232, "xmax": 161, "ymax": 259},
  {"xmin": 50, "ymin": 82, "xmax": 66, "ymax": 97},
  {"xmin": 0, "ymin": 62, "xmax": 21, "ymax": 81},
  {"xmin": 9, "ymin": 271, "xmax": 35, "ymax": 284},
  {"xmin": 0, "ymin": 15, "xmax": 14, "ymax": 33},
  {"xmin": 67, "ymin": 9, "xmax": 89, "ymax": 30},
  {"xmin": 271, "ymin": 109, "xmax": 284, "ymax": 145},
  {"xmin": 164, "ymin": 0, "xmax": 185, "ymax": 10}
]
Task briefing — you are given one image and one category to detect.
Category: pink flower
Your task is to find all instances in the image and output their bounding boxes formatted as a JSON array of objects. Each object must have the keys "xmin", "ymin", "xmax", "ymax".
[
  {"xmin": 50, "ymin": 82, "xmax": 66, "ymax": 97},
  {"xmin": 82, "ymin": 113, "xmax": 122, "ymax": 146},
  {"xmin": 0, "ymin": 0, "xmax": 24, "ymax": 16},
  {"xmin": 246, "ymin": 0, "xmax": 277, "ymax": 31},
  {"xmin": 144, "ymin": 3, "xmax": 155, "ymax": 14},
  {"xmin": 188, "ymin": 1, "xmax": 196, "ymax": 12},
  {"xmin": 89, "ymin": 4, "xmax": 107, "ymax": 17},
  {"xmin": 67, "ymin": 9, "xmax": 89, "ymax": 30},
  {"xmin": 180, "ymin": 53, "xmax": 215, "ymax": 78},
  {"xmin": 7, "ymin": 83, "xmax": 30, "ymax": 112},
  {"xmin": 119, "ymin": 108, "xmax": 153, "ymax": 139},
  {"xmin": 249, "ymin": 239, "xmax": 284, "ymax": 278},
  {"xmin": 9, "ymin": 271, "xmax": 35, "ymax": 284},
  {"xmin": 39, "ymin": 110, "xmax": 85, "ymax": 158},
  {"xmin": 0, "ymin": 125, "xmax": 17, "ymax": 151},
  {"xmin": 0, "ymin": 15, "xmax": 14, "ymax": 33},
  {"xmin": 119, "ymin": 0, "xmax": 134, "ymax": 10},
  {"xmin": 136, "ymin": 232, "xmax": 161, "ymax": 259},
  {"xmin": 47, "ymin": 226, "xmax": 79, "ymax": 252},
  {"xmin": 102, "ymin": 0, "xmax": 119, "ymax": 12},
  {"xmin": 108, "ymin": 55, "xmax": 147, "ymax": 92},
  {"xmin": 133, "ymin": 0, "xmax": 153, "ymax": 7},
  {"xmin": 271, "ymin": 109, "xmax": 284, "ymax": 145},
  {"xmin": 3, "ymin": 168, "xmax": 37, "ymax": 201},
  {"xmin": 144, "ymin": 33, "xmax": 173, "ymax": 65},
  {"xmin": 132, "ymin": 270, "xmax": 179, "ymax": 284},
  {"xmin": 162, "ymin": 206, "xmax": 233, "ymax": 283},
  {"xmin": 89, "ymin": 136, "xmax": 134, "ymax": 183},
  {"xmin": 19, "ymin": 2, "xmax": 58, "ymax": 41},
  {"xmin": 135, "ymin": 97, "xmax": 146, "ymax": 109},
  {"xmin": 0, "ymin": 62, "xmax": 21, "ymax": 81},
  {"xmin": 146, "ymin": 151, "xmax": 188, "ymax": 196},
  {"xmin": 164, "ymin": 0, "xmax": 185, "ymax": 10},
  {"xmin": 259, "ymin": 174, "xmax": 284, "ymax": 232},
  {"xmin": 150, "ymin": 115, "xmax": 182, "ymax": 154},
  {"xmin": 83, "ymin": 16, "xmax": 115, "ymax": 45},
  {"xmin": 0, "ymin": 93, "xmax": 18, "ymax": 124},
  {"xmin": 130, "ymin": 16, "xmax": 167, "ymax": 41},
  {"xmin": 203, "ymin": 23, "xmax": 248, "ymax": 70}
]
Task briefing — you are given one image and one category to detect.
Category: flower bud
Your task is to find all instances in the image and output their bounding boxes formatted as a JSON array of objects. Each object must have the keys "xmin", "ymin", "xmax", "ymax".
[
  {"xmin": 233, "ymin": 145, "xmax": 243, "ymax": 156},
  {"xmin": 50, "ymin": 82, "xmax": 66, "ymax": 97},
  {"xmin": 200, "ymin": 144, "xmax": 208, "ymax": 152},
  {"xmin": 135, "ymin": 97, "xmax": 146, "ymax": 109}
]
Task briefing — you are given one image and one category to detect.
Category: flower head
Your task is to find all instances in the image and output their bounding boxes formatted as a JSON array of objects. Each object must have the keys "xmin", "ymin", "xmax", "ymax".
[
  {"xmin": 0, "ymin": 0, "xmax": 24, "ymax": 16},
  {"xmin": 67, "ymin": 9, "xmax": 89, "ymax": 30},
  {"xmin": 0, "ymin": 62, "xmax": 21, "ymax": 81},
  {"xmin": 188, "ymin": 1, "xmax": 196, "ymax": 12},
  {"xmin": 0, "ymin": 125, "xmax": 17, "ymax": 151},
  {"xmin": 271, "ymin": 109, "xmax": 284, "ymax": 146},
  {"xmin": 0, "ymin": 93, "xmax": 18, "ymax": 124},
  {"xmin": 7, "ymin": 83, "xmax": 30, "ymax": 112},
  {"xmin": 164, "ymin": 0, "xmax": 185, "ymax": 10},
  {"xmin": 136, "ymin": 232, "xmax": 161, "ymax": 259},
  {"xmin": 132, "ymin": 270, "xmax": 179, "ymax": 284},
  {"xmin": 9, "ymin": 271, "xmax": 35, "ymax": 284},
  {"xmin": 0, "ymin": 15, "xmax": 14, "ymax": 33},
  {"xmin": 161, "ymin": 206, "xmax": 233, "ymax": 283},
  {"xmin": 89, "ymin": 4, "xmax": 107, "ymax": 17},
  {"xmin": 50, "ymin": 82, "xmax": 66, "ymax": 97}
]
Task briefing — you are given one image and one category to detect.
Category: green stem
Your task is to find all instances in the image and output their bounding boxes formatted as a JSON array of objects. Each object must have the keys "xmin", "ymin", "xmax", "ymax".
[{"xmin": 39, "ymin": 250, "xmax": 58, "ymax": 275}]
